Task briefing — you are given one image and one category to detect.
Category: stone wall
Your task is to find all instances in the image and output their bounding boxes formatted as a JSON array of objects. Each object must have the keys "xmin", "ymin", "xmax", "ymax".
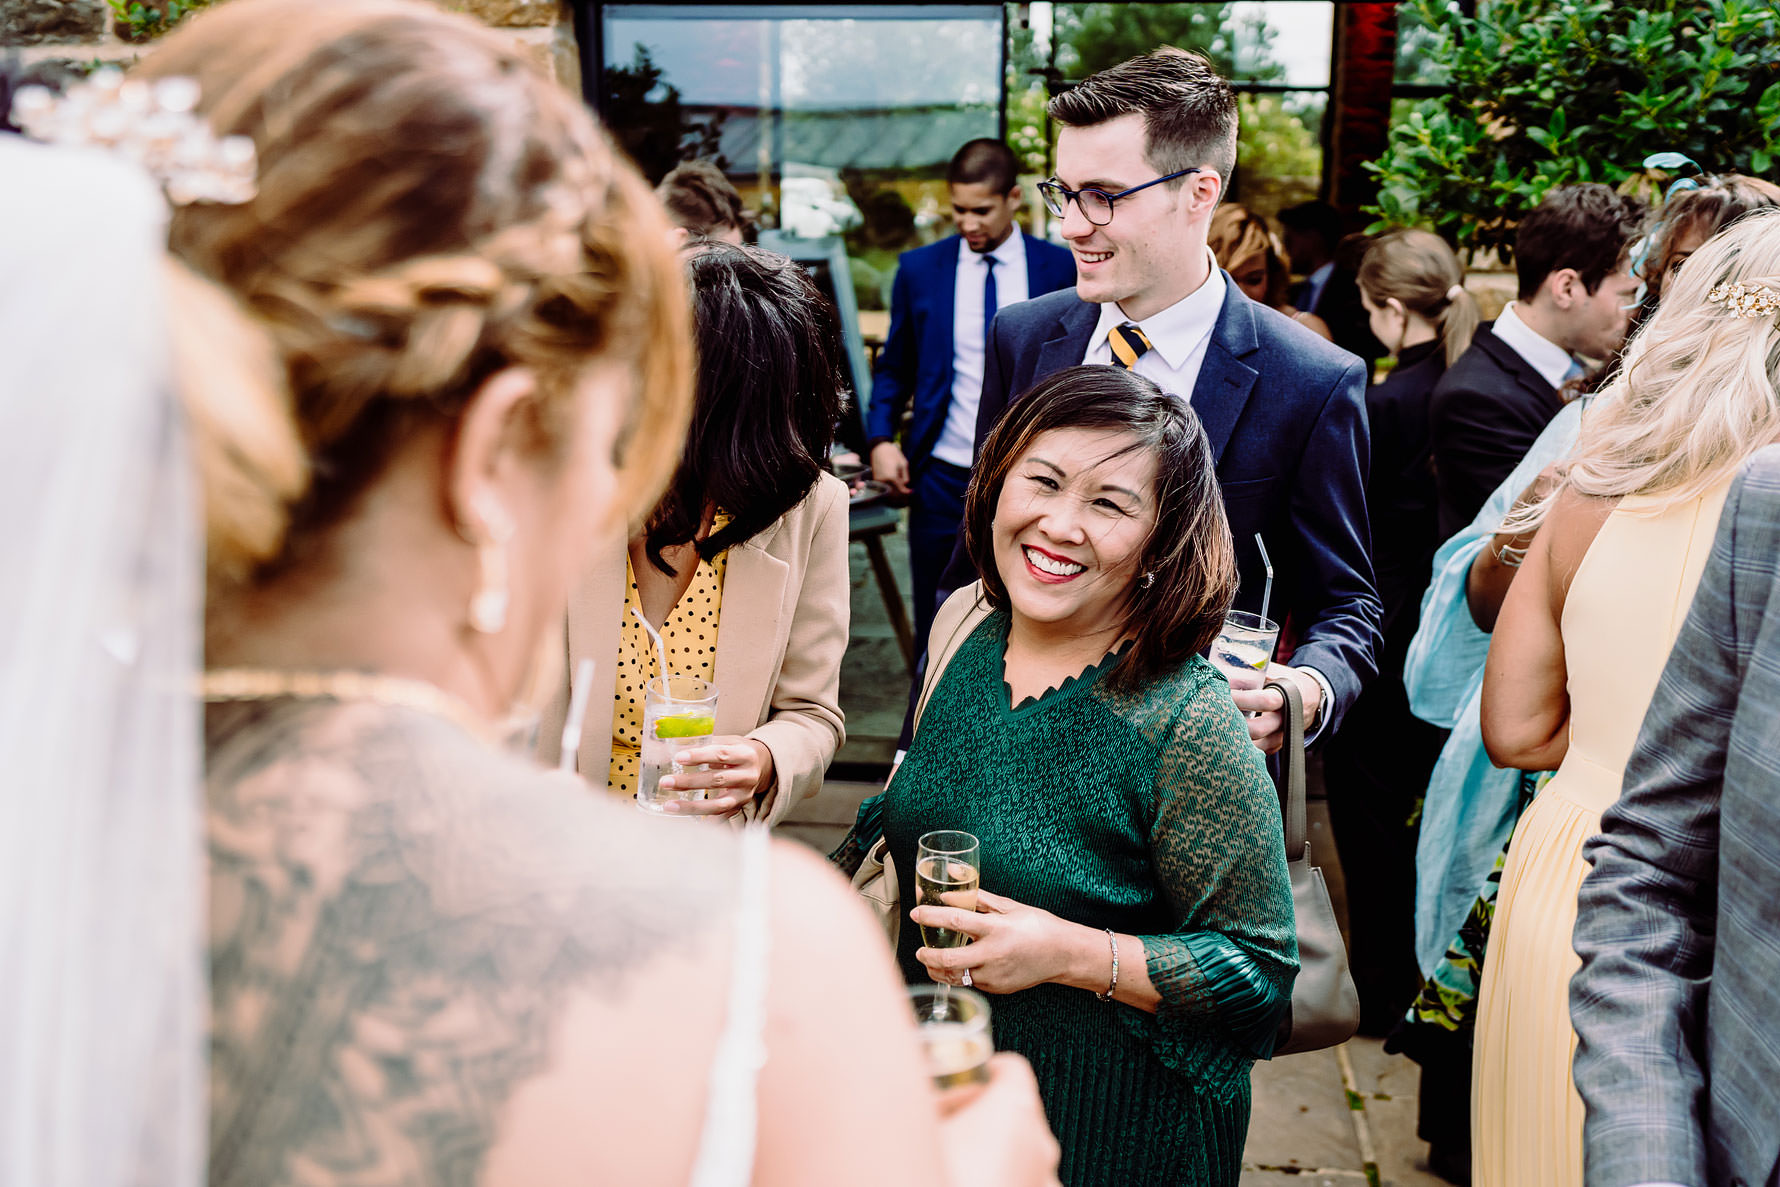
[{"xmin": 1, "ymin": 0, "xmax": 581, "ymax": 92}]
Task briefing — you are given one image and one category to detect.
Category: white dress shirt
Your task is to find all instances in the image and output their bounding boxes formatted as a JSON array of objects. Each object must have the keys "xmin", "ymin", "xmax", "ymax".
[
  {"xmin": 1491, "ymin": 300, "xmax": 1577, "ymax": 389},
  {"xmin": 1081, "ymin": 251, "xmax": 1336, "ymax": 731},
  {"xmin": 933, "ymin": 231, "xmax": 1029, "ymax": 468},
  {"xmin": 1082, "ymin": 249, "xmax": 1225, "ymax": 401}
]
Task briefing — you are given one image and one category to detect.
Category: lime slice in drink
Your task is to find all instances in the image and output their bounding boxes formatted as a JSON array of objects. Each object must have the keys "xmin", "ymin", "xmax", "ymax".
[{"xmin": 655, "ymin": 713, "xmax": 716, "ymax": 740}]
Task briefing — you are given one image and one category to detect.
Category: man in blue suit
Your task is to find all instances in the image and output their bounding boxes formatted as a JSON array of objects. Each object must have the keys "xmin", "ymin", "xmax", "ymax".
[
  {"xmin": 868, "ymin": 139, "xmax": 1075, "ymax": 652},
  {"xmin": 938, "ymin": 48, "xmax": 1380, "ymax": 750}
]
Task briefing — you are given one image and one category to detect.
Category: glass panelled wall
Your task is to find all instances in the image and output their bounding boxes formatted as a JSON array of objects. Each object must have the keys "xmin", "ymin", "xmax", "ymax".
[
  {"xmin": 1011, "ymin": 2, "xmax": 1335, "ymax": 221},
  {"xmin": 594, "ymin": 1, "xmax": 1357, "ymax": 767},
  {"xmin": 601, "ymin": 4, "xmax": 1004, "ymax": 325}
]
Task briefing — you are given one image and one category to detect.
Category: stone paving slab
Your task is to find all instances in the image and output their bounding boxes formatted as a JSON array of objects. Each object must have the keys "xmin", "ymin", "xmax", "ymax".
[
  {"xmin": 1244, "ymin": 1047, "xmax": 1364, "ymax": 1175},
  {"xmin": 1346, "ymin": 1037, "xmax": 1447, "ymax": 1187}
]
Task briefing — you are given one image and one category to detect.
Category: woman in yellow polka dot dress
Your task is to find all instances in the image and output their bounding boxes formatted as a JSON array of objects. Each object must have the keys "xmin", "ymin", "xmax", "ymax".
[{"xmin": 543, "ymin": 243, "xmax": 851, "ymax": 825}]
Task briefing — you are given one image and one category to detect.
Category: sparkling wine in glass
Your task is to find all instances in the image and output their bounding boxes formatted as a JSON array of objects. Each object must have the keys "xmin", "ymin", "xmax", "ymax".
[
  {"xmin": 915, "ymin": 830, "xmax": 980, "ymax": 1018},
  {"xmin": 915, "ymin": 830, "xmax": 981, "ymax": 950},
  {"xmin": 908, "ymin": 985, "xmax": 993, "ymax": 1092}
]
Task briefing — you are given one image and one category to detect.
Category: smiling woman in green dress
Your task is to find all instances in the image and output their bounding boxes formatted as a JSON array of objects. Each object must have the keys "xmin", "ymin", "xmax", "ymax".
[{"xmin": 884, "ymin": 365, "xmax": 1298, "ymax": 1187}]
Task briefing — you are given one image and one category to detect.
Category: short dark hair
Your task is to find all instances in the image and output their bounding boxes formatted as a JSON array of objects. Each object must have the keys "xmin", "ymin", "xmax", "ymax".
[
  {"xmin": 947, "ymin": 139, "xmax": 1020, "ymax": 195},
  {"xmin": 962, "ymin": 365, "xmax": 1236, "ymax": 692},
  {"xmin": 647, "ymin": 244, "xmax": 844, "ymax": 574},
  {"xmin": 1514, "ymin": 184, "xmax": 1648, "ymax": 300},
  {"xmin": 656, "ymin": 160, "xmax": 747, "ymax": 241},
  {"xmin": 1046, "ymin": 47, "xmax": 1238, "ymax": 186}
]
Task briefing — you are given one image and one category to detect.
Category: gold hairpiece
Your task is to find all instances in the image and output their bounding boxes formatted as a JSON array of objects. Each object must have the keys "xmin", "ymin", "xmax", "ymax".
[
  {"xmin": 9, "ymin": 67, "xmax": 256, "ymax": 206},
  {"xmin": 1707, "ymin": 281, "xmax": 1780, "ymax": 320}
]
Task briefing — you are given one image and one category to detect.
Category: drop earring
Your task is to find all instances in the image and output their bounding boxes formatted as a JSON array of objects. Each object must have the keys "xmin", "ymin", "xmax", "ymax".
[{"xmin": 467, "ymin": 508, "xmax": 514, "ymax": 635}]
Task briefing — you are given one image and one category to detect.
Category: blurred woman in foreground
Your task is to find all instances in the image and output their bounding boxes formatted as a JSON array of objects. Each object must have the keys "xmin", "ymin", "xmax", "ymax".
[{"xmin": 136, "ymin": 1, "xmax": 1058, "ymax": 1182}]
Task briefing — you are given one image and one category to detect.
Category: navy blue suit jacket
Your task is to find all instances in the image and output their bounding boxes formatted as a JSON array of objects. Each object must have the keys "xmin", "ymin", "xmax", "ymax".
[
  {"xmin": 866, "ymin": 232, "xmax": 1075, "ymax": 465},
  {"xmin": 942, "ymin": 280, "xmax": 1382, "ymax": 734}
]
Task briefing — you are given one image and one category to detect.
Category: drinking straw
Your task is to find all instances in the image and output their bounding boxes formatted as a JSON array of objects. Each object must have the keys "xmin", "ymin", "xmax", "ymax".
[
  {"xmin": 557, "ymin": 658, "xmax": 596, "ymax": 773},
  {"xmin": 1254, "ymin": 533, "xmax": 1274, "ymax": 626},
  {"xmin": 630, "ymin": 605, "xmax": 670, "ymax": 689}
]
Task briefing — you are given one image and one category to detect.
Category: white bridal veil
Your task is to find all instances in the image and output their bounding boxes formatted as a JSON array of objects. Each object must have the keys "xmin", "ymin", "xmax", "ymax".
[{"xmin": 0, "ymin": 137, "xmax": 206, "ymax": 1187}]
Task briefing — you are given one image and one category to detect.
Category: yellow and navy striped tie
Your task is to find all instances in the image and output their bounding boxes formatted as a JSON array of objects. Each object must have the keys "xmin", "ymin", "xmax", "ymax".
[{"xmin": 1108, "ymin": 322, "xmax": 1152, "ymax": 370}]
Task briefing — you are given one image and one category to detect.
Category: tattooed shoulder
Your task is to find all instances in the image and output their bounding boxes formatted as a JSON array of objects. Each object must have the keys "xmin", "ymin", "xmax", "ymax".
[{"xmin": 204, "ymin": 699, "xmax": 737, "ymax": 1187}]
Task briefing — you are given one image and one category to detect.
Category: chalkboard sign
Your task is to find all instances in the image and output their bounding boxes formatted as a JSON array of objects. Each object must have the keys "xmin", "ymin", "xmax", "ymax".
[{"xmin": 757, "ymin": 231, "xmax": 871, "ymax": 454}]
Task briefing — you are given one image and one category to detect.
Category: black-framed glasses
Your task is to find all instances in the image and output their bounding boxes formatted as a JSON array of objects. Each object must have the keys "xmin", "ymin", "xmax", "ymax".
[{"xmin": 1037, "ymin": 168, "xmax": 1201, "ymax": 226}]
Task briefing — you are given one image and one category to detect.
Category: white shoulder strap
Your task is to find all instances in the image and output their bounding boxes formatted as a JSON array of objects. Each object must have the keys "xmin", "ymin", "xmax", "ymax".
[{"xmin": 687, "ymin": 826, "xmax": 772, "ymax": 1187}]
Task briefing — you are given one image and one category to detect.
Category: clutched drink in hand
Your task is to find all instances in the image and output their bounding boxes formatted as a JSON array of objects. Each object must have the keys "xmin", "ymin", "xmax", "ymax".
[
  {"xmin": 915, "ymin": 830, "xmax": 981, "ymax": 949},
  {"xmin": 909, "ymin": 985, "xmax": 994, "ymax": 1091},
  {"xmin": 637, "ymin": 675, "xmax": 719, "ymax": 815},
  {"xmin": 1213, "ymin": 611, "xmax": 1279, "ymax": 699}
]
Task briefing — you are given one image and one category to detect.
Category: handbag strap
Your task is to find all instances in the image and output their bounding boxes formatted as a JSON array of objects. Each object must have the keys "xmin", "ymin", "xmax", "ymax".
[
  {"xmin": 1264, "ymin": 675, "xmax": 1307, "ymax": 858},
  {"xmin": 912, "ymin": 582, "xmax": 994, "ymax": 734}
]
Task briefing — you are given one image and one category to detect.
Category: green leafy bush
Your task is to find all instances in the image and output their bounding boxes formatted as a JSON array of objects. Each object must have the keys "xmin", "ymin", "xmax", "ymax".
[
  {"xmin": 108, "ymin": 0, "xmax": 214, "ymax": 43},
  {"xmin": 1367, "ymin": 0, "xmax": 1780, "ymax": 260}
]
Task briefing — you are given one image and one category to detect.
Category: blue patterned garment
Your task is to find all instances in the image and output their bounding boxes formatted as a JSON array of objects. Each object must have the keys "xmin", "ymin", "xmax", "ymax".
[{"xmin": 1403, "ymin": 399, "xmax": 1585, "ymax": 972}]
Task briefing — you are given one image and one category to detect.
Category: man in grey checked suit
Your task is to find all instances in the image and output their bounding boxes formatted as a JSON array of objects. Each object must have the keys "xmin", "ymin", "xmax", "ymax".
[{"xmin": 1571, "ymin": 444, "xmax": 1780, "ymax": 1187}]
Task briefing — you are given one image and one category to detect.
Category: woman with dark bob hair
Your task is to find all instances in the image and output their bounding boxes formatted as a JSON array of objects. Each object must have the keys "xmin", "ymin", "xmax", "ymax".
[
  {"xmin": 546, "ymin": 242, "xmax": 850, "ymax": 822},
  {"xmin": 883, "ymin": 365, "xmax": 1299, "ymax": 1186}
]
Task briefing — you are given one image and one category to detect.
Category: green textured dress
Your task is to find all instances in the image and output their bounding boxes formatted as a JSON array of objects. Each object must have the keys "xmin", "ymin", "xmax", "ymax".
[{"xmin": 885, "ymin": 611, "xmax": 1298, "ymax": 1187}]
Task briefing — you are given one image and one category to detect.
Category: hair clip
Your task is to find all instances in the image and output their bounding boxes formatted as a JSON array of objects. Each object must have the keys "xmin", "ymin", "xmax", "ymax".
[
  {"xmin": 9, "ymin": 67, "xmax": 256, "ymax": 205},
  {"xmin": 1707, "ymin": 281, "xmax": 1780, "ymax": 320}
]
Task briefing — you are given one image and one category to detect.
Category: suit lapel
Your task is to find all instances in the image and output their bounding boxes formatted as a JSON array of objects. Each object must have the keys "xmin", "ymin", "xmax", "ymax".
[
  {"xmin": 1192, "ymin": 282, "xmax": 1262, "ymax": 466},
  {"xmin": 1021, "ymin": 232, "xmax": 1054, "ymax": 294},
  {"xmin": 713, "ymin": 535, "xmax": 789, "ymax": 736},
  {"xmin": 935, "ymin": 237, "xmax": 960, "ymax": 363},
  {"xmin": 1038, "ymin": 298, "xmax": 1098, "ymax": 379},
  {"xmin": 1475, "ymin": 328, "xmax": 1562, "ymax": 412}
]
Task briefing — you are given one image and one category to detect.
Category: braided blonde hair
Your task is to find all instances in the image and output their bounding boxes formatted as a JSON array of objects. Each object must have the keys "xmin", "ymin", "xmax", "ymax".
[{"xmin": 138, "ymin": 0, "xmax": 691, "ymax": 582}]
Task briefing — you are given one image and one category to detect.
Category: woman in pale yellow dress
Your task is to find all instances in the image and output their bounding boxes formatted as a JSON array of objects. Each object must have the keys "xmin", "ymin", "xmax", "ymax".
[{"xmin": 1474, "ymin": 210, "xmax": 1780, "ymax": 1186}]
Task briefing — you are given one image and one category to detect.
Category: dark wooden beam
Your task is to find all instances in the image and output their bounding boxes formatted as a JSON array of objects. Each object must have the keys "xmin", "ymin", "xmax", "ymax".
[{"xmin": 1328, "ymin": 2, "xmax": 1399, "ymax": 224}]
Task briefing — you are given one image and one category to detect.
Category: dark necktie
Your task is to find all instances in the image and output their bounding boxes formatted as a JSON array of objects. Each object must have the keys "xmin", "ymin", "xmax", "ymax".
[
  {"xmin": 1108, "ymin": 322, "xmax": 1152, "ymax": 370},
  {"xmin": 983, "ymin": 255, "xmax": 999, "ymax": 350}
]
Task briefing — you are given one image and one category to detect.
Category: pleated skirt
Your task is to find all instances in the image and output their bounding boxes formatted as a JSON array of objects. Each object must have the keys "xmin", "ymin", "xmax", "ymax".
[
  {"xmin": 994, "ymin": 982, "xmax": 1252, "ymax": 1187},
  {"xmin": 1470, "ymin": 761, "xmax": 1619, "ymax": 1187}
]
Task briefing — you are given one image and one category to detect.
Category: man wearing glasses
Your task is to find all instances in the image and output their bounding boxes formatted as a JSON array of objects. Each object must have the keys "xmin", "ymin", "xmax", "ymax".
[{"xmin": 937, "ymin": 47, "xmax": 1380, "ymax": 752}]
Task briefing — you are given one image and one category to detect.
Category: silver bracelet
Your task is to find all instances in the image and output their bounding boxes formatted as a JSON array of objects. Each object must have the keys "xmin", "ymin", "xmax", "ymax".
[{"xmin": 1096, "ymin": 928, "xmax": 1119, "ymax": 1001}]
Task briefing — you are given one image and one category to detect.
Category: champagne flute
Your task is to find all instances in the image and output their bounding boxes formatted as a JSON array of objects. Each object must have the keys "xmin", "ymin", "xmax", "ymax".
[
  {"xmin": 916, "ymin": 830, "xmax": 980, "ymax": 1015},
  {"xmin": 907, "ymin": 985, "xmax": 993, "ymax": 1091}
]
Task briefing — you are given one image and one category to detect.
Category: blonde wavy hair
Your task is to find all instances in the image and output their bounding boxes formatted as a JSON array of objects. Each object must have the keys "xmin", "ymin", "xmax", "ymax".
[
  {"xmin": 137, "ymin": 0, "xmax": 692, "ymax": 583},
  {"xmin": 1208, "ymin": 204, "xmax": 1289, "ymax": 308},
  {"xmin": 1504, "ymin": 206, "xmax": 1780, "ymax": 534}
]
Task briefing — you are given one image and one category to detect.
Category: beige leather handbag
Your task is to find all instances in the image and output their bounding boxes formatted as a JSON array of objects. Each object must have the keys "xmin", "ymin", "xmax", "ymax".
[{"xmin": 1267, "ymin": 676, "xmax": 1362, "ymax": 1055}]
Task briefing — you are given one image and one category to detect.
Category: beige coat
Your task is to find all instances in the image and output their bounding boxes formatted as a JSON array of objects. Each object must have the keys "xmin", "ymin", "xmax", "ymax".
[{"xmin": 540, "ymin": 473, "xmax": 850, "ymax": 825}]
